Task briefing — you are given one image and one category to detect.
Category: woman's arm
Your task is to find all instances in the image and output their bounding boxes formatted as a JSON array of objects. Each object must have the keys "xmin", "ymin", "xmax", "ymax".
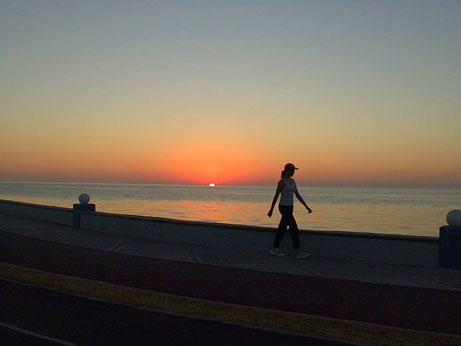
[
  {"xmin": 267, "ymin": 179, "xmax": 285, "ymax": 217},
  {"xmin": 295, "ymin": 188, "xmax": 312, "ymax": 213}
]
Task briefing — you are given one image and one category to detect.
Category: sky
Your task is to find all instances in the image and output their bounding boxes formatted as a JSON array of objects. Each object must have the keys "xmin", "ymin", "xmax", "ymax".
[{"xmin": 1, "ymin": 1, "xmax": 460, "ymax": 187}]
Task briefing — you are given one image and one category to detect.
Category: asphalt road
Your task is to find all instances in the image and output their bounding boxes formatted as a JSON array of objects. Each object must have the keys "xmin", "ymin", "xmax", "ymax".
[
  {"xmin": 1, "ymin": 230, "xmax": 461, "ymax": 334},
  {"xmin": 1, "ymin": 280, "xmax": 351, "ymax": 346}
]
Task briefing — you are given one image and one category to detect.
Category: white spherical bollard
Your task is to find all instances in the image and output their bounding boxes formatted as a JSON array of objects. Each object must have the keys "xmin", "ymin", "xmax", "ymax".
[
  {"xmin": 79, "ymin": 193, "xmax": 90, "ymax": 204},
  {"xmin": 446, "ymin": 209, "xmax": 461, "ymax": 227}
]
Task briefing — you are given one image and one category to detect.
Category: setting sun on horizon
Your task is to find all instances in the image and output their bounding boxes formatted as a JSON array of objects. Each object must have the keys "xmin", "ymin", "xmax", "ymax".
[{"xmin": 1, "ymin": 2, "xmax": 460, "ymax": 188}]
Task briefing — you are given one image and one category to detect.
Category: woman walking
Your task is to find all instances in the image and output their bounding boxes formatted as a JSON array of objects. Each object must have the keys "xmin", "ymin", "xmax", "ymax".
[{"xmin": 268, "ymin": 163, "xmax": 312, "ymax": 258}]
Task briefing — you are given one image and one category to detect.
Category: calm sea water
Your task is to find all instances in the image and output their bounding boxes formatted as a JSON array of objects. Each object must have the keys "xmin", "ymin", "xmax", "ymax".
[{"xmin": 1, "ymin": 182, "xmax": 459, "ymax": 237}]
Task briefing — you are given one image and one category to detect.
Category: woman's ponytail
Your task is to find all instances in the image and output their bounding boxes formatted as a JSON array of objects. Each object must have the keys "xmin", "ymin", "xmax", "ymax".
[{"xmin": 281, "ymin": 170, "xmax": 286, "ymax": 178}]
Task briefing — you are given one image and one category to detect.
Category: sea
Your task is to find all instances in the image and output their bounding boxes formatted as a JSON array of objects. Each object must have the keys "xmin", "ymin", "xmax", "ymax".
[{"xmin": 0, "ymin": 182, "xmax": 459, "ymax": 237}]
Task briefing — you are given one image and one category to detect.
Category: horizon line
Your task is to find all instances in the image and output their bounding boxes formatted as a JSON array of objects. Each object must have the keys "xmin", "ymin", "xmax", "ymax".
[{"xmin": 1, "ymin": 179, "xmax": 460, "ymax": 190}]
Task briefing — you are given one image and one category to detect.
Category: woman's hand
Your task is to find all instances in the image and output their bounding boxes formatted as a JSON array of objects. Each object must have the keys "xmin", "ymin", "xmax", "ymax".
[
  {"xmin": 267, "ymin": 209, "xmax": 273, "ymax": 217},
  {"xmin": 306, "ymin": 206, "xmax": 312, "ymax": 213}
]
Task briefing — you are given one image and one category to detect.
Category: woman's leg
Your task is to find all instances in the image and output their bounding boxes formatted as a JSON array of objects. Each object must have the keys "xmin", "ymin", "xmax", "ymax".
[
  {"xmin": 273, "ymin": 206, "xmax": 290, "ymax": 248},
  {"xmin": 286, "ymin": 212, "xmax": 301, "ymax": 249},
  {"xmin": 276, "ymin": 206, "xmax": 308, "ymax": 257}
]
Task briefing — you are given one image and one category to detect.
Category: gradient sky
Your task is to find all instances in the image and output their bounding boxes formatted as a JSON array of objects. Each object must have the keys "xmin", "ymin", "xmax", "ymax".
[{"xmin": 1, "ymin": 1, "xmax": 460, "ymax": 187}]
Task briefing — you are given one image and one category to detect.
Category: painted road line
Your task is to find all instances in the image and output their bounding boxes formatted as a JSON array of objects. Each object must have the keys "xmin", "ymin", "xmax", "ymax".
[
  {"xmin": 294, "ymin": 264, "xmax": 326, "ymax": 277},
  {"xmin": 107, "ymin": 243, "xmax": 122, "ymax": 252},
  {"xmin": 0, "ymin": 322, "xmax": 76, "ymax": 346},
  {"xmin": 191, "ymin": 251, "xmax": 203, "ymax": 264},
  {"xmin": 51, "ymin": 235, "xmax": 76, "ymax": 242},
  {"xmin": 185, "ymin": 252, "xmax": 194, "ymax": 263},
  {"xmin": 186, "ymin": 251, "xmax": 202, "ymax": 264}
]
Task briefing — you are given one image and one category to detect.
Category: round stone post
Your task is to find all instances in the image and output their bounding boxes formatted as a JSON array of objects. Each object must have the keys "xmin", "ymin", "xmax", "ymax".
[
  {"xmin": 72, "ymin": 193, "xmax": 96, "ymax": 228},
  {"xmin": 439, "ymin": 209, "xmax": 461, "ymax": 269}
]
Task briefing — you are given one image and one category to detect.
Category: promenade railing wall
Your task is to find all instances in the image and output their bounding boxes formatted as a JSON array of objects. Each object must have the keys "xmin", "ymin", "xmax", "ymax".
[
  {"xmin": 0, "ymin": 199, "xmax": 73, "ymax": 226},
  {"xmin": 0, "ymin": 199, "xmax": 439, "ymax": 267}
]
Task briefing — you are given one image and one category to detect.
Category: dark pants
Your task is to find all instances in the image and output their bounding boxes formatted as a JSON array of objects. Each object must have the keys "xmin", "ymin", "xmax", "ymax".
[{"xmin": 273, "ymin": 205, "xmax": 300, "ymax": 249}]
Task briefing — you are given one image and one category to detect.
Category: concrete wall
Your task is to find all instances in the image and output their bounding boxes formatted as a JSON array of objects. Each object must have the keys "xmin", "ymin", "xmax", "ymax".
[
  {"xmin": 0, "ymin": 199, "xmax": 73, "ymax": 226},
  {"xmin": 0, "ymin": 199, "xmax": 439, "ymax": 267},
  {"xmin": 80, "ymin": 211, "xmax": 438, "ymax": 267}
]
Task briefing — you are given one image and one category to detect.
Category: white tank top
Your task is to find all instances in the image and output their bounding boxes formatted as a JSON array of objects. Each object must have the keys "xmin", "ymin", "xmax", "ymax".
[{"xmin": 280, "ymin": 179, "xmax": 296, "ymax": 206}]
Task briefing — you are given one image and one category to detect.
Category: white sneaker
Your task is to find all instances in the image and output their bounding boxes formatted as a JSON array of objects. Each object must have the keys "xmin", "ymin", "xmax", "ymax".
[
  {"xmin": 270, "ymin": 249, "xmax": 285, "ymax": 257},
  {"xmin": 296, "ymin": 252, "xmax": 310, "ymax": 259}
]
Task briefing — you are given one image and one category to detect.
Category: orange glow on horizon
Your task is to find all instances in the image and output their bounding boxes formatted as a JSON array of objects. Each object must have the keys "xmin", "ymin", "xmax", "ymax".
[
  {"xmin": 1, "ymin": 130, "xmax": 460, "ymax": 187},
  {"xmin": 152, "ymin": 138, "xmax": 263, "ymax": 185}
]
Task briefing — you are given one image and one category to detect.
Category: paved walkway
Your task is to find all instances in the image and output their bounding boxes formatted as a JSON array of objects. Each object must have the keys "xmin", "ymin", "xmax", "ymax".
[
  {"xmin": 4, "ymin": 230, "xmax": 461, "ymax": 336},
  {"xmin": 1, "ymin": 212, "xmax": 460, "ymax": 291},
  {"xmin": 2, "ymin": 212, "xmax": 461, "ymax": 336}
]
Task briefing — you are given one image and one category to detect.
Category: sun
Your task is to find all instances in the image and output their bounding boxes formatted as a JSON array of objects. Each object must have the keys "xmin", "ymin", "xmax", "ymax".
[{"xmin": 209, "ymin": 183, "xmax": 216, "ymax": 187}]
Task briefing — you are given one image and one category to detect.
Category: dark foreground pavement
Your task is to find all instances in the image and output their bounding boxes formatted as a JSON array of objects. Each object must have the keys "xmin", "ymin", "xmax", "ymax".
[
  {"xmin": 1, "ymin": 280, "xmax": 350, "ymax": 346},
  {"xmin": 1, "ymin": 230, "xmax": 461, "ymax": 335}
]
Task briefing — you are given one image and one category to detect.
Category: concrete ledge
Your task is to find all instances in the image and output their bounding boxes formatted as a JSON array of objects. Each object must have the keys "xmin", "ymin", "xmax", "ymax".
[
  {"xmin": 0, "ymin": 199, "xmax": 439, "ymax": 267},
  {"xmin": 0, "ymin": 199, "xmax": 73, "ymax": 226}
]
